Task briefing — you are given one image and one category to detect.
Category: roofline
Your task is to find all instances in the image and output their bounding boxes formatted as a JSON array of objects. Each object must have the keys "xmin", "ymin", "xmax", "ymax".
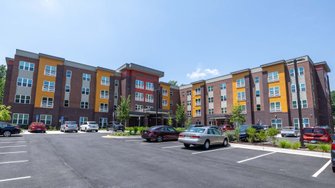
[
  {"xmin": 179, "ymin": 84, "xmax": 192, "ymax": 90},
  {"xmin": 191, "ymin": 80, "xmax": 205, "ymax": 85},
  {"xmin": 15, "ymin": 49, "xmax": 39, "ymax": 59},
  {"xmin": 231, "ymin": 68, "xmax": 250, "ymax": 75},
  {"xmin": 261, "ymin": 60, "xmax": 285, "ymax": 68},
  {"xmin": 117, "ymin": 63, "xmax": 164, "ymax": 78},
  {"xmin": 39, "ymin": 53, "xmax": 65, "ymax": 61},
  {"xmin": 314, "ymin": 61, "xmax": 331, "ymax": 72},
  {"xmin": 97, "ymin": 66, "xmax": 117, "ymax": 74}
]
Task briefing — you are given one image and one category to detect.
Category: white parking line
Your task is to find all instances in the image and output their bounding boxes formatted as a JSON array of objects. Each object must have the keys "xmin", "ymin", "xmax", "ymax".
[
  {"xmin": 0, "ymin": 176, "xmax": 31, "ymax": 183},
  {"xmin": 0, "ymin": 141, "xmax": 26, "ymax": 144},
  {"xmin": 312, "ymin": 160, "xmax": 332, "ymax": 178},
  {"xmin": 161, "ymin": 145, "xmax": 183, "ymax": 149},
  {"xmin": 0, "ymin": 151, "xmax": 27, "ymax": 155},
  {"xmin": 0, "ymin": 160, "xmax": 29, "ymax": 165},
  {"xmin": 237, "ymin": 151, "xmax": 276, "ymax": 164},
  {"xmin": 0, "ymin": 145, "xmax": 26, "ymax": 149},
  {"xmin": 192, "ymin": 147, "xmax": 233, "ymax": 155}
]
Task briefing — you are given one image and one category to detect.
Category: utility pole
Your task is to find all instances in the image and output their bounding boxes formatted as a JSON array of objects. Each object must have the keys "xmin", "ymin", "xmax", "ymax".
[
  {"xmin": 294, "ymin": 59, "xmax": 305, "ymax": 148},
  {"xmin": 156, "ymin": 89, "xmax": 160, "ymax": 125}
]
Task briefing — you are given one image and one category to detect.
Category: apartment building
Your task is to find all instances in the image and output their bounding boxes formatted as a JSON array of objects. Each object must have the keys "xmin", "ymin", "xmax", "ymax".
[
  {"xmin": 4, "ymin": 49, "xmax": 177, "ymax": 127},
  {"xmin": 179, "ymin": 56, "xmax": 332, "ymax": 129}
]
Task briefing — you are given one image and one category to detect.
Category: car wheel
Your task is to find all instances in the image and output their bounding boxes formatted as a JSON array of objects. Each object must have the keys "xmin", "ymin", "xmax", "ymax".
[
  {"xmin": 146, "ymin": 139, "xmax": 151, "ymax": 142},
  {"xmin": 3, "ymin": 131, "xmax": 11, "ymax": 137},
  {"xmin": 281, "ymin": 134, "xmax": 285, "ymax": 137},
  {"xmin": 184, "ymin": 143, "xmax": 190, "ymax": 148},
  {"xmin": 157, "ymin": 136, "xmax": 163, "ymax": 142},
  {"xmin": 333, "ymin": 167, "xmax": 335, "ymax": 173},
  {"xmin": 85, "ymin": 128, "xmax": 87, "ymax": 132},
  {"xmin": 96, "ymin": 130, "xmax": 98, "ymax": 133},
  {"xmin": 223, "ymin": 138, "xmax": 228, "ymax": 147},
  {"xmin": 203, "ymin": 140, "xmax": 210, "ymax": 150}
]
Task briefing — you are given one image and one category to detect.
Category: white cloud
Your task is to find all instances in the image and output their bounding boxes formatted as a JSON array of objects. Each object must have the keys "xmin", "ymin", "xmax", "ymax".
[{"xmin": 186, "ymin": 68, "xmax": 220, "ymax": 80}]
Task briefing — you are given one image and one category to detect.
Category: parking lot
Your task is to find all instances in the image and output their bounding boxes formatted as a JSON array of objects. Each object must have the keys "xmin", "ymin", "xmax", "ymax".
[{"xmin": 0, "ymin": 133, "xmax": 334, "ymax": 188}]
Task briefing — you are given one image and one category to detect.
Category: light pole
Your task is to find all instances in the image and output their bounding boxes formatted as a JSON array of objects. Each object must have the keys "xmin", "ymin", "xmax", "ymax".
[
  {"xmin": 293, "ymin": 58, "xmax": 305, "ymax": 148},
  {"xmin": 155, "ymin": 89, "xmax": 161, "ymax": 126}
]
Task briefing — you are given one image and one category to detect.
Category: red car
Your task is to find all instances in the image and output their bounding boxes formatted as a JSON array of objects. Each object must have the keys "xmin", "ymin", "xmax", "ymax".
[
  {"xmin": 303, "ymin": 127, "xmax": 332, "ymax": 143},
  {"xmin": 141, "ymin": 125, "xmax": 180, "ymax": 142},
  {"xmin": 219, "ymin": 124, "xmax": 235, "ymax": 132},
  {"xmin": 28, "ymin": 122, "xmax": 47, "ymax": 133}
]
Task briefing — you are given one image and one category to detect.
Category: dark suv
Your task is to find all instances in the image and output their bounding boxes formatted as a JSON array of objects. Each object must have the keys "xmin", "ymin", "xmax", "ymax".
[
  {"xmin": 0, "ymin": 122, "xmax": 21, "ymax": 137},
  {"xmin": 107, "ymin": 121, "xmax": 125, "ymax": 132}
]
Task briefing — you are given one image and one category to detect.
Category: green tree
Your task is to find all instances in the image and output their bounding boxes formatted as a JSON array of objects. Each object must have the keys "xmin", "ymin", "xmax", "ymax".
[
  {"xmin": 0, "ymin": 105, "xmax": 11, "ymax": 122},
  {"xmin": 230, "ymin": 105, "xmax": 246, "ymax": 127},
  {"xmin": 267, "ymin": 127, "xmax": 279, "ymax": 145},
  {"xmin": 175, "ymin": 104, "xmax": 186, "ymax": 127},
  {"xmin": 167, "ymin": 113, "xmax": 173, "ymax": 126},
  {"xmin": 185, "ymin": 117, "xmax": 192, "ymax": 128},
  {"xmin": 168, "ymin": 80, "xmax": 178, "ymax": 86},
  {"xmin": 0, "ymin": 65, "xmax": 6, "ymax": 104},
  {"xmin": 116, "ymin": 95, "xmax": 131, "ymax": 127}
]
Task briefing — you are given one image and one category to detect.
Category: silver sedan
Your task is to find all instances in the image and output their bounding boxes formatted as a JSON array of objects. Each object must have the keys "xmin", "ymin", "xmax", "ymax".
[{"xmin": 178, "ymin": 126, "xmax": 229, "ymax": 150}]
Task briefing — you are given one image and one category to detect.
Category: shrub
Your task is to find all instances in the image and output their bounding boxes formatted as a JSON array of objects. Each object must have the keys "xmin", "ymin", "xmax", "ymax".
[
  {"xmin": 306, "ymin": 144, "xmax": 318, "ymax": 151},
  {"xmin": 234, "ymin": 128, "xmax": 240, "ymax": 142},
  {"xmin": 113, "ymin": 132, "xmax": 131, "ymax": 136},
  {"xmin": 267, "ymin": 128, "xmax": 279, "ymax": 145},
  {"xmin": 226, "ymin": 131, "xmax": 236, "ymax": 142},
  {"xmin": 318, "ymin": 144, "xmax": 331, "ymax": 152},
  {"xmin": 278, "ymin": 140, "xmax": 292, "ymax": 148},
  {"xmin": 133, "ymin": 127, "xmax": 138, "ymax": 135},
  {"xmin": 246, "ymin": 127, "xmax": 257, "ymax": 143},
  {"xmin": 291, "ymin": 142, "xmax": 301, "ymax": 150},
  {"xmin": 255, "ymin": 130, "xmax": 267, "ymax": 142},
  {"xmin": 175, "ymin": 127, "xmax": 186, "ymax": 132}
]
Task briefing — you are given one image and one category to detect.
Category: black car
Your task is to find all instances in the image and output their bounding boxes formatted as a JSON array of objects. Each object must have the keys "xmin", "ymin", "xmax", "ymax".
[
  {"xmin": 0, "ymin": 122, "xmax": 21, "ymax": 137},
  {"xmin": 239, "ymin": 125, "xmax": 265, "ymax": 141},
  {"xmin": 107, "ymin": 121, "xmax": 125, "ymax": 132}
]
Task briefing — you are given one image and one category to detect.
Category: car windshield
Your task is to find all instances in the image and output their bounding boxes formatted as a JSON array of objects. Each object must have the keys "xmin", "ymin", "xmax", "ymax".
[
  {"xmin": 240, "ymin": 125, "xmax": 249, "ymax": 131},
  {"xmin": 313, "ymin": 129, "xmax": 325, "ymax": 134},
  {"xmin": 303, "ymin": 128, "xmax": 313, "ymax": 134},
  {"xmin": 88, "ymin": 121, "xmax": 97, "ymax": 124},
  {"xmin": 65, "ymin": 121, "xmax": 76, "ymax": 124},
  {"xmin": 186, "ymin": 127, "xmax": 205, "ymax": 133},
  {"xmin": 149, "ymin": 126, "xmax": 162, "ymax": 131}
]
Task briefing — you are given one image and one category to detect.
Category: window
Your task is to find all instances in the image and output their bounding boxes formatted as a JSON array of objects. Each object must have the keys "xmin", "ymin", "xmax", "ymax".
[
  {"xmin": 195, "ymin": 88, "xmax": 201, "ymax": 95},
  {"xmin": 162, "ymin": 99, "xmax": 168, "ymax": 106},
  {"xmin": 135, "ymin": 104, "xmax": 143, "ymax": 111},
  {"xmin": 99, "ymin": 118, "xmax": 108, "ymax": 128},
  {"xmin": 221, "ymin": 95, "xmax": 227, "ymax": 101},
  {"xmin": 254, "ymin": 77, "xmax": 259, "ymax": 83},
  {"xmin": 271, "ymin": 119, "xmax": 282, "ymax": 129},
  {"xmin": 82, "ymin": 73, "xmax": 91, "ymax": 81},
  {"xmin": 269, "ymin": 86, "xmax": 280, "ymax": 97},
  {"xmin": 162, "ymin": 89, "xmax": 168, "ymax": 96},
  {"xmin": 196, "ymin": 109, "xmax": 201, "ymax": 117},
  {"xmin": 195, "ymin": 99, "xmax": 201, "ymax": 106},
  {"xmin": 302, "ymin": 100, "xmax": 308, "ymax": 108},
  {"xmin": 207, "ymin": 86, "xmax": 213, "ymax": 92},
  {"xmin": 256, "ymin": 104, "xmax": 261, "ymax": 111},
  {"xmin": 101, "ymin": 76, "xmax": 110, "ymax": 86},
  {"xmin": 187, "ymin": 111, "xmax": 191, "ymax": 116},
  {"xmin": 40, "ymin": 114, "xmax": 52, "ymax": 125},
  {"xmin": 289, "ymin": 68, "xmax": 295, "ymax": 77},
  {"xmin": 270, "ymin": 102, "xmax": 281, "ymax": 112},
  {"xmin": 100, "ymin": 103, "xmax": 108, "ymax": 112},
  {"xmin": 12, "ymin": 113, "xmax": 29, "ymax": 125},
  {"xmin": 293, "ymin": 118, "xmax": 299, "ymax": 129},
  {"xmin": 187, "ymin": 101, "xmax": 191, "ymax": 106},
  {"xmin": 66, "ymin": 70, "xmax": 72, "ymax": 78},
  {"xmin": 135, "ymin": 80, "xmax": 144, "ymax": 89},
  {"xmin": 146, "ymin": 82, "xmax": 154, "ymax": 91},
  {"xmin": 65, "ymin": 85, "xmax": 70, "ymax": 92},
  {"xmin": 146, "ymin": 106, "xmax": 153, "ymax": 110},
  {"xmin": 19, "ymin": 61, "xmax": 34, "ymax": 71},
  {"xmin": 291, "ymin": 84, "xmax": 296, "ymax": 93},
  {"xmin": 135, "ymin": 92, "xmax": 144, "ymax": 101},
  {"xmin": 237, "ymin": 92, "xmax": 246, "ymax": 101},
  {"xmin": 300, "ymin": 83, "xmax": 306, "ymax": 92},
  {"xmin": 303, "ymin": 118, "xmax": 309, "ymax": 127},
  {"xmin": 100, "ymin": 90, "xmax": 109, "ymax": 99},
  {"xmin": 15, "ymin": 95, "xmax": 30, "ymax": 104},
  {"xmin": 187, "ymin": 91, "xmax": 192, "ymax": 96},
  {"xmin": 146, "ymin": 94, "xmax": 154, "ymax": 103},
  {"xmin": 221, "ymin": 107, "xmax": 227, "ymax": 114},
  {"xmin": 298, "ymin": 67, "xmax": 304, "ymax": 76},
  {"xmin": 208, "ymin": 97, "xmax": 214, "ymax": 103},
  {"xmin": 41, "ymin": 97, "xmax": 53, "ymax": 108},
  {"xmin": 268, "ymin": 71, "xmax": 279, "ymax": 82},
  {"xmin": 43, "ymin": 81, "xmax": 55, "ymax": 92},
  {"xmin": 241, "ymin": 105, "xmax": 246, "ymax": 114},
  {"xmin": 208, "ymin": 109, "xmax": 214, "ymax": 114},
  {"xmin": 44, "ymin": 65, "xmax": 56, "ymax": 76},
  {"xmin": 80, "ymin": 101, "xmax": 89, "ymax": 109},
  {"xmin": 114, "ymin": 80, "xmax": 119, "ymax": 86},
  {"xmin": 79, "ymin": 117, "xmax": 88, "ymax": 125},
  {"xmin": 292, "ymin": 101, "xmax": 297, "ymax": 109},
  {"xmin": 220, "ymin": 83, "xmax": 226, "ymax": 90},
  {"xmin": 170, "ymin": 91, "xmax": 173, "ymax": 96},
  {"xmin": 236, "ymin": 78, "xmax": 245, "ymax": 88},
  {"xmin": 255, "ymin": 90, "xmax": 260, "ymax": 97},
  {"xmin": 17, "ymin": 78, "xmax": 32, "ymax": 87},
  {"xmin": 81, "ymin": 88, "xmax": 90, "ymax": 95},
  {"xmin": 64, "ymin": 100, "xmax": 69, "ymax": 107}
]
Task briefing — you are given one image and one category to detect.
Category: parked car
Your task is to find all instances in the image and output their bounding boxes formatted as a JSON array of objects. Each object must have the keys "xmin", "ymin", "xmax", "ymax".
[
  {"xmin": 261, "ymin": 125, "xmax": 272, "ymax": 130},
  {"xmin": 28, "ymin": 122, "xmax": 46, "ymax": 133},
  {"xmin": 239, "ymin": 125, "xmax": 265, "ymax": 141},
  {"xmin": 0, "ymin": 122, "xmax": 21, "ymax": 137},
  {"xmin": 107, "ymin": 121, "xmax": 125, "ymax": 132},
  {"xmin": 60, "ymin": 121, "xmax": 78, "ymax": 133},
  {"xmin": 80, "ymin": 121, "xmax": 99, "ymax": 132},
  {"xmin": 303, "ymin": 127, "xmax": 332, "ymax": 143},
  {"xmin": 331, "ymin": 135, "xmax": 335, "ymax": 173},
  {"xmin": 218, "ymin": 124, "xmax": 235, "ymax": 132},
  {"xmin": 281, "ymin": 127, "xmax": 300, "ymax": 137},
  {"xmin": 178, "ymin": 126, "xmax": 229, "ymax": 150},
  {"xmin": 141, "ymin": 125, "xmax": 179, "ymax": 142}
]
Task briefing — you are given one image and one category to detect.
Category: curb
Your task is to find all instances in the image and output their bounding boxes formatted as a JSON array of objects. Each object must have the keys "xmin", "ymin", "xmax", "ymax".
[{"xmin": 230, "ymin": 143, "xmax": 331, "ymax": 159}]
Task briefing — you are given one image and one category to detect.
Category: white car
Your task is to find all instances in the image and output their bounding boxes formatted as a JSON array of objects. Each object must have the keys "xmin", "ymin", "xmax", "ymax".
[
  {"xmin": 60, "ymin": 121, "xmax": 78, "ymax": 133},
  {"xmin": 281, "ymin": 127, "xmax": 300, "ymax": 137},
  {"xmin": 80, "ymin": 121, "xmax": 99, "ymax": 132}
]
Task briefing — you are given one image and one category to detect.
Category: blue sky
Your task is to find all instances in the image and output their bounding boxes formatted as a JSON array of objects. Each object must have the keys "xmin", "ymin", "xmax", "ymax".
[{"xmin": 0, "ymin": 0, "xmax": 334, "ymax": 89}]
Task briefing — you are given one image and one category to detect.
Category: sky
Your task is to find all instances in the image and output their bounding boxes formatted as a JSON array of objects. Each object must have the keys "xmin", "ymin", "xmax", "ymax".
[{"xmin": 0, "ymin": 0, "xmax": 334, "ymax": 89}]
